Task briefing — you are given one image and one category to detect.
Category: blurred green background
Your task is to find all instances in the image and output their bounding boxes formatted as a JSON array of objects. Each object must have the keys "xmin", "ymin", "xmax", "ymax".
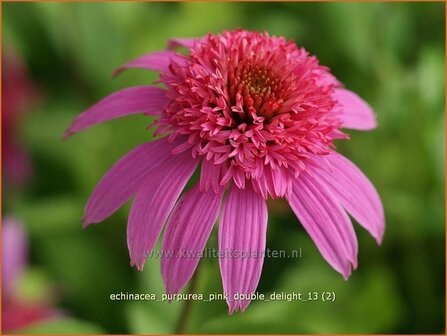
[{"xmin": 2, "ymin": 2, "xmax": 445, "ymax": 334}]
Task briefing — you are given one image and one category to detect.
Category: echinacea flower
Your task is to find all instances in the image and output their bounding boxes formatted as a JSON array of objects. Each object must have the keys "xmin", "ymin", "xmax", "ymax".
[
  {"xmin": 66, "ymin": 30, "xmax": 384, "ymax": 313},
  {"xmin": 2, "ymin": 218, "xmax": 60, "ymax": 331},
  {"xmin": 2, "ymin": 50, "xmax": 38, "ymax": 186}
]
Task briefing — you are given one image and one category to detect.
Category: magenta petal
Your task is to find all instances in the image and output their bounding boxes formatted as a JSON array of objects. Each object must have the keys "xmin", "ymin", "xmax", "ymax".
[
  {"xmin": 64, "ymin": 86, "xmax": 168, "ymax": 137},
  {"xmin": 83, "ymin": 138, "xmax": 176, "ymax": 226},
  {"xmin": 2, "ymin": 218, "xmax": 27, "ymax": 294},
  {"xmin": 218, "ymin": 184, "xmax": 268, "ymax": 314},
  {"xmin": 334, "ymin": 88, "xmax": 377, "ymax": 130},
  {"xmin": 113, "ymin": 51, "xmax": 188, "ymax": 76},
  {"xmin": 200, "ymin": 160, "xmax": 224, "ymax": 194},
  {"xmin": 288, "ymin": 173, "xmax": 358, "ymax": 279},
  {"xmin": 161, "ymin": 184, "xmax": 224, "ymax": 294},
  {"xmin": 313, "ymin": 152, "xmax": 385, "ymax": 244},
  {"xmin": 127, "ymin": 153, "xmax": 198, "ymax": 271},
  {"xmin": 167, "ymin": 38, "xmax": 197, "ymax": 50}
]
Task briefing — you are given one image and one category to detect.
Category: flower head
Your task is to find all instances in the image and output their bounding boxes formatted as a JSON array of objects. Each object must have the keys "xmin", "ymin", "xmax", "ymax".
[
  {"xmin": 66, "ymin": 29, "xmax": 384, "ymax": 313},
  {"xmin": 2, "ymin": 50, "xmax": 38, "ymax": 186},
  {"xmin": 155, "ymin": 31, "xmax": 347, "ymax": 199},
  {"xmin": 2, "ymin": 218, "xmax": 60, "ymax": 331},
  {"xmin": 2, "ymin": 218, "xmax": 28, "ymax": 294}
]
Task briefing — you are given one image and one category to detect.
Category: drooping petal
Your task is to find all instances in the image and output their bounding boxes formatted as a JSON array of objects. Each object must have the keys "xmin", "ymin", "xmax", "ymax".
[
  {"xmin": 312, "ymin": 152, "xmax": 385, "ymax": 243},
  {"xmin": 113, "ymin": 51, "xmax": 188, "ymax": 76},
  {"xmin": 167, "ymin": 38, "xmax": 197, "ymax": 50},
  {"xmin": 287, "ymin": 173, "xmax": 358, "ymax": 279},
  {"xmin": 83, "ymin": 137, "xmax": 176, "ymax": 226},
  {"xmin": 219, "ymin": 183, "xmax": 268, "ymax": 314},
  {"xmin": 334, "ymin": 88, "xmax": 377, "ymax": 130},
  {"xmin": 161, "ymin": 184, "xmax": 224, "ymax": 294},
  {"xmin": 199, "ymin": 160, "xmax": 225, "ymax": 194},
  {"xmin": 64, "ymin": 86, "xmax": 168, "ymax": 137},
  {"xmin": 127, "ymin": 152, "xmax": 198, "ymax": 271},
  {"xmin": 2, "ymin": 218, "xmax": 27, "ymax": 294},
  {"xmin": 262, "ymin": 166, "xmax": 290, "ymax": 199}
]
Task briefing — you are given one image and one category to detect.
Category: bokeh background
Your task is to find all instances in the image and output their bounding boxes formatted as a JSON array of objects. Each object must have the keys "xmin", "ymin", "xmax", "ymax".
[{"xmin": 2, "ymin": 2, "xmax": 445, "ymax": 334}]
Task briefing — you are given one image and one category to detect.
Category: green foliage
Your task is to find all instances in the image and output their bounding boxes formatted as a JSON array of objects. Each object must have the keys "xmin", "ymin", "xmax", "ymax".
[{"xmin": 17, "ymin": 318, "xmax": 105, "ymax": 334}]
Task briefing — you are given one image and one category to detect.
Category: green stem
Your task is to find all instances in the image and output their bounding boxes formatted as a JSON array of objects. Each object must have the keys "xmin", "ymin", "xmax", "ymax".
[{"xmin": 175, "ymin": 263, "xmax": 201, "ymax": 334}]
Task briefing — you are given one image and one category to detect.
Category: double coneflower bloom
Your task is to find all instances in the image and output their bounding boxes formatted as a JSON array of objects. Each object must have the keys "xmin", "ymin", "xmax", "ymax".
[
  {"xmin": 66, "ymin": 30, "xmax": 384, "ymax": 313},
  {"xmin": 2, "ymin": 219, "xmax": 60, "ymax": 331}
]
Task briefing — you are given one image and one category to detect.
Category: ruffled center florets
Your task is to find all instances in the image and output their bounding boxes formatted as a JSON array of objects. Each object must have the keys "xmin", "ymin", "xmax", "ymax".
[
  {"xmin": 229, "ymin": 62, "xmax": 285, "ymax": 119},
  {"xmin": 156, "ymin": 29, "xmax": 346, "ymax": 199}
]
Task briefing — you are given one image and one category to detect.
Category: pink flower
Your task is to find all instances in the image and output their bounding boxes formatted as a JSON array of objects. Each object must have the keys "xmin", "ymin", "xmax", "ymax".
[
  {"xmin": 2, "ymin": 218, "xmax": 28, "ymax": 295},
  {"xmin": 66, "ymin": 30, "xmax": 384, "ymax": 313},
  {"xmin": 2, "ymin": 218, "xmax": 60, "ymax": 331},
  {"xmin": 2, "ymin": 50, "xmax": 38, "ymax": 186}
]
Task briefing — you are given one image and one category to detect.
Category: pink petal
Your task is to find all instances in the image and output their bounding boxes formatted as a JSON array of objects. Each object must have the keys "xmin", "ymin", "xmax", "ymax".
[
  {"xmin": 199, "ymin": 160, "xmax": 224, "ymax": 193},
  {"xmin": 312, "ymin": 152, "xmax": 385, "ymax": 244},
  {"xmin": 113, "ymin": 51, "xmax": 188, "ymax": 76},
  {"xmin": 287, "ymin": 173, "xmax": 358, "ymax": 279},
  {"xmin": 167, "ymin": 38, "xmax": 197, "ymax": 50},
  {"xmin": 64, "ymin": 86, "xmax": 168, "ymax": 137},
  {"xmin": 127, "ymin": 153, "xmax": 198, "ymax": 271},
  {"xmin": 334, "ymin": 88, "xmax": 377, "ymax": 130},
  {"xmin": 83, "ymin": 138, "xmax": 177, "ymax": 226},
  {"xmin": 218, "ymin": 183, "xmax": 268, "ymax": 314},
  {"xmin": 2, "ymin": 218, "xmax": 27, "ymax": 294},
  {"xmin": 161, "ymin": 184, "xmax": 224, "ymax": 294}
]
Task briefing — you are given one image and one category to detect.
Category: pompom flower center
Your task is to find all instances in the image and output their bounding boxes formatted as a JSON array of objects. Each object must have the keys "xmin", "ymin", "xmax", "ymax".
[{"xmin": 229, "ymin": 63, "xmax": 284, "ymax": 119}]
